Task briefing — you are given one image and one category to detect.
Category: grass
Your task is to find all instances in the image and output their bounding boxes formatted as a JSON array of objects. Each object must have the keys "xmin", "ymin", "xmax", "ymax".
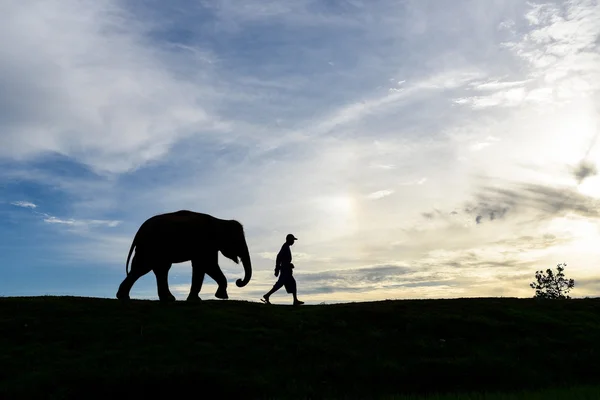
[
  {"xmin": 0, "ymin": 296, "xmax": 599, "ymax": 399},
  {"xmin": 386, "ymin": 385, "xmax": 600, "ymax": 399}
]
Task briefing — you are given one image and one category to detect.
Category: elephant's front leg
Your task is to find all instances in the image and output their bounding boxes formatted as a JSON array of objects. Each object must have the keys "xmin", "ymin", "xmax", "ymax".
[
  {"xmin": 205, "ymin": 258, "xmax": 228, "ymax": 300},
  {"xmin": 187, "ymin": 261, "xmax": 205, "ymax": 301},
  {"xmin": 153, "ymin": 263, "xmax": 176, "ymax": 302}
]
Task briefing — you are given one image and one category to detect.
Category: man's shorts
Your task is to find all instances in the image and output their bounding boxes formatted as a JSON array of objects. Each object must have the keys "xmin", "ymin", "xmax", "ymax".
[{"xmin": 276, "ymin": 268, "xmax": 297, "ymax": 293}]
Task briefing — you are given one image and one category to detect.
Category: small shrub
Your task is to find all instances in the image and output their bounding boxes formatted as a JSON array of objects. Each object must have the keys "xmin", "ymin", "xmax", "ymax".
[{"xmin": 530, "ymin": 263, "xmax": 575, "ymax": 299}]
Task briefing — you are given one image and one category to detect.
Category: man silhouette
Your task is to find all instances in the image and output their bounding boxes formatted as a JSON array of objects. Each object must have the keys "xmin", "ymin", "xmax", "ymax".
[{"xmin": 261, "ymin": 234, "xmax": 304, "ymax": 305}]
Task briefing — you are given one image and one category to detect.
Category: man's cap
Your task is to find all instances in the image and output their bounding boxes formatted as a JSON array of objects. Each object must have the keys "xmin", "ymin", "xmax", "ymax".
[{"xmin": 286, "ymin": 234, "xmax": 298, "ymax": 241}]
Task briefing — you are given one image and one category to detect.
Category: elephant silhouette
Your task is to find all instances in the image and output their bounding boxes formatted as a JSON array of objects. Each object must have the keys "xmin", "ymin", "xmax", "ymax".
[{"xmin": 116, "ymin": 210, "xmax": 252, "ymax": 302}]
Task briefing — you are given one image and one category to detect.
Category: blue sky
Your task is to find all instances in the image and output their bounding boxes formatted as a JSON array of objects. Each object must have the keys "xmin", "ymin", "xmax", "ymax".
[{"xmin": 1, "ymin": 0, "xmax": 600, "ymax": 303}]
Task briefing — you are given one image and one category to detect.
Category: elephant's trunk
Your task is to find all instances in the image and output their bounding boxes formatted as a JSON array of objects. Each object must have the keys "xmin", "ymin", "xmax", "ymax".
[{"xmin": 236, "ymin": 243, "xmax": 252, "ymax": 287}]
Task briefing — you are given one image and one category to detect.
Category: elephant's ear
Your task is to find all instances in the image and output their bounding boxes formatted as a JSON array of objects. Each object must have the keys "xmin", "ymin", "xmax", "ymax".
[
  {"xmin": 216, "ymin": 220, "xmax": 239, "ymax": 263},
  {"xmin": 231, "ymin": 219, "xmax": 244, "ymax": 234},
  {"xmin": 228, "ymin": 220, "xmax": 246, "ymax": 243},
  {"xmin": 220, "ymin": 248, "xmax": 240, "ymax": 264}
]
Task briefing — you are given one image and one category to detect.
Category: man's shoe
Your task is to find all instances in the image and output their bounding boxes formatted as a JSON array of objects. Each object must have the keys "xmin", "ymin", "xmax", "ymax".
[
  {"xmin": 293, "ymin": 300, "xmax": 304, "ymax": 306},
  {"xmin": 261, "ymin": 296, "xmax": 271, "ymax": 304}
]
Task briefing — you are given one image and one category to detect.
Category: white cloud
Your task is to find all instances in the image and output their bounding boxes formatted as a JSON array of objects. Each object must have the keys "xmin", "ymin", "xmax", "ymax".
[
  {"xmin": 454, "ymin": 87, "xmax": 531, "ymax": 109},
  {"xmin": 0, "ymin": 0, "xmax": 230, "ymax": 174},
  {"xmin": 43, "ymin": 217, "xmax": 76, "ymax": 225},
  {"xmin": 43, "ymin": 216, "xmax": 120, "ymax": 228},
  {"xmin": 255, "ymin": 68, "xmax": 497, "ymax": 153},
  {"xmin": 469, "ymin": 136, "xmax": 501, "ymax": 152},
  {"xmin": 470, "ymin": 79, "xmax": 531, "ymax": 91},
  {"xmin": 8, "ymin": 196, "xmax": 121, "ymax": 231},
  {"xmin": 417, "ymin": 70, "xmax": 488, "ymax": 90},
  {"xmin": 470, "ymin": 142, "xmax": 493, "ymax": 152},
  {"xmin": 370, "ymin": 163, "xmax": 396, "ymax": 170},
  {"xmin": 454, "ymin": 1, "xmax": 600, "ymax": 113},
  {"xmin": 399, "ymin": 178, "xmax": 427, "ymax": 186},
  {"xmin": 502, "ymin": 0, "xmax": 600, "ymax": 89},
  {"xmin": 11, "ymin": 201, "xmax": 37, "ymax": 208},
  {"xmin": 367, "ymin": 190, "xmax": 395, "ymax": 200},
  {"xmin": 308, "ymin": 89, "xmax": 414, "ymax": 137}
]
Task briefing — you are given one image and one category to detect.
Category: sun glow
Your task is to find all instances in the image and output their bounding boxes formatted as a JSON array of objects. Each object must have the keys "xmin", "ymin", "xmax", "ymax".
[
  {"xmin": 551, "ymin": 111, "xmax": 597, "ymax": 165},
  {"xmin": 312, "ymin": 194, "xmax": 359, "ymax": 239},
  {"xmin": 328, "ymin": 195, "xmax": 355, "ymax": 214},
  {"xmin": 578, "ymin": 175, "xmax": 600, "ymax": 197},
  {"xmin": 546, "ymin": 217, "xmax": 600, "ymax": 255}
]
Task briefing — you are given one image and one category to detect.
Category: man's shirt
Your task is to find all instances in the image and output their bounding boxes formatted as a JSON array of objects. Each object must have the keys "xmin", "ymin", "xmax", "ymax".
[{"xmin": 276, "ymin": 243, "xmax": 292, "ymax": 271}]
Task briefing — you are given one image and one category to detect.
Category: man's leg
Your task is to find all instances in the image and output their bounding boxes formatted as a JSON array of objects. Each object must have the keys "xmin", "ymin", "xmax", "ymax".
[
  {"xmin": 285, "ymin": 275, "xmax": 303, "ymax": 305},
  {"xmin": 263, "ymin": 274, "xmax": 286, "ymax": 302},
  {"xmin": 263, "ymin": 281, "xmax": 283, "ymax": 301}
]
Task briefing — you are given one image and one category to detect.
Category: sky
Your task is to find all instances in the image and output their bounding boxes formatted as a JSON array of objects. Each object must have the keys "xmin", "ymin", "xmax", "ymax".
[{"xmin": 1, "ymin": 0, "xmax": 599, "ymax": 304}]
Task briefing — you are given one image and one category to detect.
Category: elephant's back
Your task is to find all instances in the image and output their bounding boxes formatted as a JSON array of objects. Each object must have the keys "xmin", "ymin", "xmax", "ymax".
[
  {"xmin": 135, "ymin": 210, "xmax": 215, "ymax": 247},
  {"xmin": 142, "ymin": 210, "xmax": 213, "ymax": 225}
]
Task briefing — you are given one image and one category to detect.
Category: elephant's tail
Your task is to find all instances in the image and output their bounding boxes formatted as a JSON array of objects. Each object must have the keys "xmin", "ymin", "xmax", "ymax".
[{"xmin": 125, "ymin": 231, "xmax": 138, "ymax": 276}]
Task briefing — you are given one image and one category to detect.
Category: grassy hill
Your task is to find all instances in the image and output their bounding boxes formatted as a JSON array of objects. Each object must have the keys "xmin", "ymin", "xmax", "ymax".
[{"xmin": 1, "ymin": 296, "xmax": 599, "ymax": 399}]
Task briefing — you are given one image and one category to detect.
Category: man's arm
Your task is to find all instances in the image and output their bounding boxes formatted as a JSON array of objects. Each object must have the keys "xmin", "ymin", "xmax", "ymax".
[
  {"xmin": 274, "ymin": 248, "xmax": 281, "ymax": 276},
  {"xmin": 275, "ymin": 249, "xmax": 281, "ymax": 267}
]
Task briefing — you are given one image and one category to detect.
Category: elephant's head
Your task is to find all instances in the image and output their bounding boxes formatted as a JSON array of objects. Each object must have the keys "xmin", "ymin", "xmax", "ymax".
[{"xmin": 218, "ymin": 219, "xmax": 252, "ymax": 287}]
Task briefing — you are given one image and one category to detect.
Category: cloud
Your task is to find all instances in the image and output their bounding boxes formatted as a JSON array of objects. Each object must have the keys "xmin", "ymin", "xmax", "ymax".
[
  {"xmin": 417, "ymin": 70, "xmax": 487, "ymax": 90},
  {"xmin": 201, "ymin": 0, "xmax": 363, "ymax": 28},
  {"xmin": 502, "ymin": 0, "xmax": 600, "ymax": 89},
  {"xmin": 302, "ymin": 88, "xmax": 415, "ymax": 139},
  {"xmin": 399, "ymin": 178, "xmax": 427, "ymax": 186},
  {"xmin": 470, "ymin": 79, "xmax": 532, "ymax": 91},
  {"xmin": 492, "ymin": 234, "xmax": 571, "ymax": 252},
  {"xmin": 293, "ymin": 264, "xmax": 435, "ymax": 295},
  {"xmin": 8, "ymin": 197, "xmax": 121, "ymax": 231},
  {"xmin": 452, "ymin": 0, "xmax": 600, "ymax": 112},
  {"xmin": 423, "ymin": 179, "xmax": 600, "ymax": 227},
  {"xmin": 11, "ymin": 201, "xmax": 37, "ymax": 209},
  {"xmin": 43, "ymin": 216, "xmax": 121, "ymax": 228},
  {"xmin": 287, "ymin": 250, "xmax": 539, "ymax": 297},
  {"xmin": 43, "ymin": 217, "xmax": 78, "ymax": 225},
  {"xmin": 257, "ymin": 251, "xmax": 332, "ymax": 264},
  {"xmin": 0, "ymin": 0, "xmax": 498, "ymax": 178},
  {"xmin": 572, "ymin": 159, "xmax": 598, "ymax": 184},
  {"xmin": 454, "ymin": 87, "xmax": 530, "ymax": 109},
  {"xmin": 469, "ymin": 136, "xmax": 501, "ymax": 152},
  {"xmin": 367, "ymin": 190, "xmax": 394, "ymax": 200},
  {"xmin": 0, "ymin": 0, "xmax": 230, "ymax": 174},
  {"xmin": 472, "ymin": 182, "xmax": 600, "ymax": 222},
  {"xmin": 370, "ymin": 163, "xmax": 396, "ymax": 170}
]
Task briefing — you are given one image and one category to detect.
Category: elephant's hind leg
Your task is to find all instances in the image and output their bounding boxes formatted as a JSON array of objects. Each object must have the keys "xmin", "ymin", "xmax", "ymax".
[
  {"xmin": 187, "ymin": 261, "xmax": 206, "ymax": 301},
  {"xmin": 153, "ymin": 263, "xmax": 176, "ymax": 302},
  {"xmin": 117, "ymin": 254, "xmax": 151, "ymax": 301}
]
